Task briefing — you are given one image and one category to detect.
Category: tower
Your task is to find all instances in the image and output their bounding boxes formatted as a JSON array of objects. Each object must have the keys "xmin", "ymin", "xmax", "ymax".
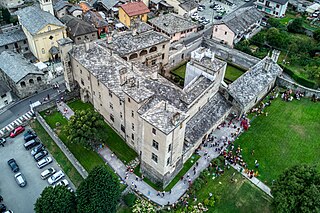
[
  {"xmin": 39, "ymin": 0, "xmax": 54, "ymax": 15},
  {"xmin": 57, "ymin": 38, "xmax": 74, "ymax": 92}
]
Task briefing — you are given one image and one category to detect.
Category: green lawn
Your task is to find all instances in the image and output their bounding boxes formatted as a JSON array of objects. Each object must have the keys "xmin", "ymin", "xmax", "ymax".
[
  {"xmin": 173, "ymin": 166, "xmax": 272, "ymax": 213},
  {"xmin": 30, "ymin": 120, "xmax": 83, "ymax": 187},
  {"xmin": 171, "ymin": 63, "xmax": 186, "ymax": 79},
  {"xmin": 225, "ymin": 64, "xmax": 246, "ymax": 82},
  {"xmin": 67, "ymin": 100, "xmax": 138, "ymax": 164},
  {"xmin": 234, "ymin": 98, "xmax": 320, "ymax": 185}
]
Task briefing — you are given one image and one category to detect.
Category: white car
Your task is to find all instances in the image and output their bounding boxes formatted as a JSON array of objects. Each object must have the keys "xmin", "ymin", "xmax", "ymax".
[
  {"xmin": 48, "ymin": 170, "xmax": 65, "ymax": 185},
  {"xmin": 41, "ymin": 167, "xmax": 56, "ymax": 179},
  {"xmin": 37, "ymin": 157, "xmax": 52, "ymax": 169},
  {"xmin": 55, "ymin": 179, "xmax": 69, "ymax": 187},
  {"xmin": 15, "ymin": 172, "xmax": 27, "ymax": 187}
]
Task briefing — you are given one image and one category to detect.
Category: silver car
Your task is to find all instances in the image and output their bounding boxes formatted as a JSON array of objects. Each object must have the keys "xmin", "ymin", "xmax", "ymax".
[{"xmin": 15, "ymin": 172, "xmax": 27, "ymax": 187}]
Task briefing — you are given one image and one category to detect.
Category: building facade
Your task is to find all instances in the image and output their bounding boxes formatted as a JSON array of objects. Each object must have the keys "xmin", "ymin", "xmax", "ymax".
[
  {"xmin": 255, "ymin": 0, "xmax": 288, "ymax": 17},
  {"xmin": 0, "ymin": 27, "xmax": 29, "ymax": 54},
  {"xmin": 0, "ymin": 51, "xmax": 47, "ymax": 98},
  {"xmin": 16, "ymin": 6, "xmax": 66, "ymax": 62},
  {"xmin": 119, "ymin": 1, "xmax": 150, "ymax": 28},
  {"xmin": 0, "ymin": 0, "xmax": 24, "ymax": 8},
  {"xmin": 0, "ymin": 81, "xmax": 13, "ymax": 109}
]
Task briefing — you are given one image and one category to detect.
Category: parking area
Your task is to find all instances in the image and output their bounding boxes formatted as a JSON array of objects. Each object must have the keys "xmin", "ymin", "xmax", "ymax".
[
  {"xmin": 0, "ymin": 126, "xmax": 74, "ymax": 213},
  {"xmin": 193, "ymin": 0, "xmax": 251, "ymax": 24}
]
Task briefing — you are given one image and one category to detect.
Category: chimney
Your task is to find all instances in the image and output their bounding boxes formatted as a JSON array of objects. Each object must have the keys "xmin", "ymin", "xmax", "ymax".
[
  {"xmin": 84, "ymin": 41, "xmax": 90, "ymax": 51},
  {"xmin": 264, "ymin": 58, "xmax": 271, "ymax": 72},
  {"xmin": 164, "ymin": 101, "xmax": 167, "ymax": 111},
  {"xmin": 211, "ymin": 52, "xmax": 215, "ymax": 62},
  {"xmin": 119, "ymin": 68, "xmax": 128, "ymax": 85}
]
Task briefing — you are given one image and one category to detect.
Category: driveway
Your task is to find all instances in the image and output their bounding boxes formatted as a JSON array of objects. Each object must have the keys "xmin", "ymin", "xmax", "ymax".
[{"xmin": 0, "ymin": 127, "xmax": 74, "ymax": 213}]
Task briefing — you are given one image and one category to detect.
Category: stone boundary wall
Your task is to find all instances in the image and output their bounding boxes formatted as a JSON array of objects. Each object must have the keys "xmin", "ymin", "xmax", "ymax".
[
  {"xmin": 277, "ymin": 76, "xmax": 320, "ymax": 97},
  {"xmin": 36, "ymin": 112, "xmax": 88, "ymax": 179}
]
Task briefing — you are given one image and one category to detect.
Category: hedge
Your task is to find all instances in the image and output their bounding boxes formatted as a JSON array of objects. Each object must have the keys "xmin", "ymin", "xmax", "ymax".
[{"xmin": 280, "ymin": 65, "xmax": 316, "ymax": 89}]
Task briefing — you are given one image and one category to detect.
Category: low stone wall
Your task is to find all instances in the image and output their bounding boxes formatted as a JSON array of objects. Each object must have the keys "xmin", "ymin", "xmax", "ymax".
[
  {"xmin": 277, "ymin": 76, "xmax": 320, "ymax": 97},
  {"xmin": 36, "ymin": 112, "xmax": 88, "ymax": 179}
]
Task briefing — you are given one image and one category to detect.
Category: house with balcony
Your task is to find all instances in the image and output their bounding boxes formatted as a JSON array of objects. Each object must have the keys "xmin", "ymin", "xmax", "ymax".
[
  {"xmin": 119, "ymin": 1, "xmax": 150, "ymax": 28},
  {"xmin": 255, "ymin": 0, "xmax": 288, "ymax": 17},
  {"xmin": 212, "ymin": 6, "xmax": 263, "ymax": 47}
]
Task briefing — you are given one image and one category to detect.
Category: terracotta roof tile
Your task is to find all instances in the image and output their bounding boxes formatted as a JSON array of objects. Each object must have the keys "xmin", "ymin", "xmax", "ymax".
[{"xmin": 120, "ymin": 2, "xmax": 150, "ymax": 17}]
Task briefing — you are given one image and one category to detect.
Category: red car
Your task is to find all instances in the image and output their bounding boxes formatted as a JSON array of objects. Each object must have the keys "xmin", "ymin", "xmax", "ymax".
[{"xmin": 10, "ymin": 126, "xmax": 25, "ymax": 138}]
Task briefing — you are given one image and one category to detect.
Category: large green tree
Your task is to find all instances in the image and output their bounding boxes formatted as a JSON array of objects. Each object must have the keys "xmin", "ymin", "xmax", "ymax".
[
  {"xmin": 34, "ymin": 186, "xmax": 77, "ymax": 213},
  {"xmin": 76, "ymin": 166, "xmax": 121, "ymax": 213},
  {"xmin": 287, "ymin": 18, "xmax": 304, "ymax": 34},
  {"xmin": 313, "ymin": 29, "xmax": 320, "ymax": 41},
  {"xmin": 65, "ymin": 109, "xmax": 104, "ymax": 149},
  {"xmin": 271, "ymin": 165, "xmax": 320, "ymax": 213},
  {"xmin": 266, "ymin": 27, "xmax": 289, "ymax": 49}
]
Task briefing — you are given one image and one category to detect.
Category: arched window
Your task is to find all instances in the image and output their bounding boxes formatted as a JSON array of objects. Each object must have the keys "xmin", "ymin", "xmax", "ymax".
[
  {"xmin": 29, "ymin": 79, "xmax": 34, "ymax": 84},
  {"xmin": 122, "ymin": 56, "xmax": 127, "ymax": 61},
  {"xmin": 149, "ymin": 46, "xmax": 157, "ymax": 53},
  {"xmin": 20, "ymin": 81, "xmax": 26, "ymax": 87},
  {"xmin": 37, "ymin": 77, "xmax": 42, "ymax": 82},
  {"xmin": 140, "ymin": 49, "xmax": 147, "ymax": 56},
  {"xmin": 129, "ymin": 53, "xmax": 138, "ymax": 60}
]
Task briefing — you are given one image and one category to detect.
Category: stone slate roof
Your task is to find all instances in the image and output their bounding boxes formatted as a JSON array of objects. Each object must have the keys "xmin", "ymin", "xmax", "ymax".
[
  {"xmin": 0, "ymin": 51, "xmax": 44, "ymax": 83},
  {"xmin": 15, "ymin": 6, "xmax": 65, "ymax": 35},
  {"xmin": 102, "ymin": 30, "xmax": 170, "ymax": 55},
  {"xmin": 185, "ymin": 92, "xmax": 232, "ymax": 143},
  {"xmin": 148, "ymin": 13, "xmax": 198, "ymax": 35},
  {"xmin": 61, "ymin": 15, "xmax": 97, "ymax": 37},
  {"xmin": 272, "ymin": 0, "xmax": 289, "ymax": 5},
  {"xmin": 53, "ymin": 0, "xmax": 71, "ymax": 11},
  {"xmin": 97, "ymin": 0, "xmax": 119, "ymax": 9},
  {"xmin": 120, "ymin": 1, "xmax": 150, "ymax": 17},
  {"xmin": 179, "ymin": 0, "xmax": 198, "ymax": 11},
  {"xmin": 216, "ymin": 6, "xmax": 263, "ymax": 34},
  {"xmin": 67, "ymin": 5, "xmax": 82, "ymax": 13},
  {"xmin": 0, "ymin": 29, "xmax": 26, "ymax": 47},
  {"xmin": 228, "ymin": 57, "xmax": 282, "ymax": 107},
  {"xmin": 0, "ymin": 80, "xmax": 11, "ymax": 96},
  {"xmin": 83, "ymin": 10, "xmax": 108, "ymax": 28}
]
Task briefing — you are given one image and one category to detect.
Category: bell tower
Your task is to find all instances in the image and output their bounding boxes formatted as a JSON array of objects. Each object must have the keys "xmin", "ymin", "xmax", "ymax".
[{"xmin": 39, "ymin": 0, "xmax": 54, "ymax": 15}]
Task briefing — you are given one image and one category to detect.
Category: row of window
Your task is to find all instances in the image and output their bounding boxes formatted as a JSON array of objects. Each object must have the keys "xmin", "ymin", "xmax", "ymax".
[
  {"xmin": 151, "ymin": 153, "xmax": 171, "ymax": 166},
  {"xmin": 20, "ymin": 77, "xmax": 42, "ymax": 87}
]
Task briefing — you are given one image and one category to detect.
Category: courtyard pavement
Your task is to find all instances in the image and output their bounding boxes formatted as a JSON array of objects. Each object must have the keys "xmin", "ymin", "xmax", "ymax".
[{"xmin": 61, "ymin": 101, "xmax": 272, "ymax": 206}]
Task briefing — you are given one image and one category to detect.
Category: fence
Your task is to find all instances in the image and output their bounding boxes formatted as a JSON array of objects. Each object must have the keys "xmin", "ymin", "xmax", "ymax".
[{"xmin": 277, "ymin": 76, "xmax": 320, "ymax": 97}]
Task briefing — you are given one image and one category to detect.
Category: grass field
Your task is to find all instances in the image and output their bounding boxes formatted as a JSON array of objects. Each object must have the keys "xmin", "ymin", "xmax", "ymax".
[
  {"xmin": 171, "ymin": 63, "xmax": 187, "ymax": 79},
  {"xmin": 234, "ymin": 98, "xmax": 320, "ymax": 185},
  {"xmin": 174, "ymin": 167, "xmax": 272, "ymax": 213},
  {"xmin": 225, "ymin": 64, "xmax": 245, "ymax": 82}
]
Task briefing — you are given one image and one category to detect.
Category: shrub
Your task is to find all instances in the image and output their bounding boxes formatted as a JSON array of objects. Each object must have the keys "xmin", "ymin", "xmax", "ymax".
[{"xmin": 123, "ymin": 193, "xmax": 136, "ymax": 207}]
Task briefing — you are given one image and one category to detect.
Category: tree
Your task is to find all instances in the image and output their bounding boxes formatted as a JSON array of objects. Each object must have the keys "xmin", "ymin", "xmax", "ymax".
[
  {"xmin": 132, "ymin": 199, "xmax": 156, "ymax": 213},
  {"xmin": 305, "ymin": 65, "xmax": 320, "ymax": 84},
  {"xmin": 266, "ymin": 27, "xmax": 289, "ymax": 49},
  {"xmin": 76, "ymin": 166, "xmax": 121, "ymax": 213},
  {"xmin": 313, "ymin": 29, "xmax": 320, "ymax": 41},
  {"xmin": 287, "ymin": 18, "xmax": 304, "ymax": 34},
  {"xmin": 34, "ymin": 186, "xmax": 77, "ymax": 213},
  {"xmin": 271, "ymin": 165, "xmax": 320, "ymax": 213},
  {"xmin": 267, "ymin": 18, "xmax": 281, "ymax": 28},
  {"xmin": 1, "ymin": 8, "xmax": 11, "ymax": 23},
  {"xmin": 65, "ymin": 109, "xmax": 104, "ymax": 149}
]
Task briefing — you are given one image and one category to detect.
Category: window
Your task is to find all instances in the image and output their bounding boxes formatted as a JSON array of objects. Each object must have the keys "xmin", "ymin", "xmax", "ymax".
[
  {"xmin": 131, "ymin": 110, "xmax": 134, "ymax": 118},
  {"xmin": 77, "ymin": 37, "xmax": 81, "ymax": 41},
  {"xmin": 168, "ymin": 144, "xmax": 172, "ymax": 153},
  {"xmin": 92, "ymin": 33, "xmax": 96, "ymax": 36},
  {"xmin": 152, "ymin": 140, "xmax": 159, "ymax": 150},
  {"xmin": 1, "ymin": 94, "xmax": 7, "ymax": 98},
  {"xmin": 215, "ymin": 28, "xmax": 218, "ymax": 32},
  {"xmin": 110, "ymin": 114, "xmax": 114, "ymax": 122},
  {"xmin": 97, "ymin": 80, "xmax": 100, "ymax": 86},
  {"xmin": 20, "ymin": 81, "xmax": 26, "ymax": 87},
  {"xmin": 29, "ymin": 79, "xmax": 34, "ymax": 84},
  {"xmin": 131, "ymin": 133, "xmax": 134, "ymax": 140},
  {"xmin": 41, "ymin": 48, "xmax": 45, "ymax": 54},
  {"xmin": 48, "ymin": 26, "xmax": 51, "ymax": 31},
  {"xmin": 120, "ymin": 100, "xmax": 122, "ymax": 105},
  {"xmin": 128, "ymin": 97, "xmax": 131, "ymax": 103},
  {"xmin": 23, "ymin": 40, "xmax": 27, "ymax": 44},
  {"xmin": 110, "ymin": 102, "xmax": 113, "ymax": 110},
  {"xmin": 5, "ymin": 45, "xmax": 8, "ymax": 49},
  {"xmin": 162, "ymin": 53, "xmax": 165, "ymax": 60},
  {"xmin": 37, "ymin": 77, "xmax": 42, "ymax": 82},
  {"xmin": 120, "ymin": 112, "xmax": 123, "ymax": 118},
  {"xmin": 149, "ymin": 46, "xmax": 157, "ymax": 53},
  {"xmin": 49, "ymin": 35, "xmax": 53, "ymax": 40},
  {"xmin": 132, "ymin": 123, "xmax": 134, "ymax": 131},
  {"xmin": 99, "ymin": 92, "xmax": 101, "ymax": 99},
  {"xmin": 151, "ymin": 59, "xmax": 156, "ymax": 65},
  {"xmin": 25, "ymin": 47, "xmax": 28, "ymax": 51},
  {"xmin": 121, "ymin": 125, "xmax": 125, "ymax": 133},
  {"xmin": 162, "ymin": 45, "xmax": 165, "ymax": 49},
  {"xmin": 225, "ymin": 31, "xmax": 228, "ymax": 35},
  {"xmin": 167, "ymin": 157, "xmax": 170, "ymax": 166},
  {"xmin": 152, "ymin": 128, "xmax": 156, "ymax": 135},
  {"xmin": 80, "ymin": 69, "xmax": 82, "ymax": 74},
  {"xmin": 152, "ymin": 153, "xmax": 158, "ymax": 163},
  {"xmin": 109, "ymin": 91, "xmax": 112, "ymax": 97},
  {"xmin": 180, "ymin": 123, "xmax": 183, "ymax": 129},
  {"xmin": 276, "ymin": 4, "xmax": 280, "ymax": 8}
]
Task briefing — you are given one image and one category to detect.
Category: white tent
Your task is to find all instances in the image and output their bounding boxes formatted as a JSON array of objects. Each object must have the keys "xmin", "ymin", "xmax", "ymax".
[{"xmin": 306, "ymin": 3, "xmax": 320, "ymax": 14}]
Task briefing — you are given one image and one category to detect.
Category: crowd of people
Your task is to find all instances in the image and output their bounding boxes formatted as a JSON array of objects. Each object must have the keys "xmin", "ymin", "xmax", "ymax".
[{"xmin": 281, "ymin": 89, "xmax": 305, "ymax": 101}]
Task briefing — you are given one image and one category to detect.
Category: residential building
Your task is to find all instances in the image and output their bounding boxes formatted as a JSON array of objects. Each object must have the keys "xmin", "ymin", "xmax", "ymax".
[
  {"xmin": 0, "ymin": 0, "xmax": 24, "ymax": 9},
  {"xmin": 165, "ymin": 0, "xmax": 198, "ymax": 16},
  {"xmin": 16, "ymin": 6, "xmax": 66, "ymax": 62},
  {"xmin": 119, "ymin": 1, "xmax": 150, "ymax": 28},
  {"xmin": 95, "ymin": 0, "xmax": 123, "ymax": 17},
  {"xmin": 0, "ymin": 27, "xmax": 29, "ymax": 54},
  {"xmin": 53, "ymin": 0, "xmax": 72, "ymax": 19},
  {"xmin": 60, "ymin": 39, "xmax": 232, "ymax": 186},
  {"xmin": 212, "ymin": 6, "xmax": 263, "ymax": 47},
  {"xmin": 306, "ymin": 3, "xmax": 320, "ymax": 15},
  {"xmin": 61, "ymin": 15, "xmax": 98, "ymax": 44},
  {"xmin": 0, "ymin": 51, "xmax": 47, "ymax": 98},
  {"xmin": 105, "ymin": 23, "xmax": 170, "ymax": 68},
  {"xmin": 0, "ymin": 80, "xmax": 13, "ymax": 109},
  {"xmin": 255, "ymin": 0, "xmax": 288, "ymax": 17},
  {"xmin": 83, "ymin": 10, "xmax": 108, "ymax": 38},
  {"xmin": 148, "ymin": 13, "xmax": 198, "ymax": 43}
]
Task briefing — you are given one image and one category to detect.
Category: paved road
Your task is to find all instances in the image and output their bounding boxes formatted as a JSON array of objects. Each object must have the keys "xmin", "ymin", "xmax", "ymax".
[{"xmin": 0, "ymin": 83, "xmax": 66, "ymax": 130}]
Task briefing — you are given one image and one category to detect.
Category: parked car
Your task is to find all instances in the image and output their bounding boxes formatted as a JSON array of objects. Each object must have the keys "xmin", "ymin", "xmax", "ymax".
[
  {"xmin": 31, "ymin": 143, "xmax": 45, "ymax": 156},
  {"xmin": 24, "ymin": 139, "xmax": 40, "ymax": 150},
  {"xmin": 214, "ymin": 15, "xmax": 223, "ymax": 20},
  {"xmin": 197, "ymin": 6, "xmax": 204, "ymax": 11},
  {"xmin": 14, "ymin": 172, "xmax": 27, "ymax": 187},
  {"xmin": 7, "ymin": 159, "xmax": 19, "ymax": 173},
  {"xmin": 3, "ymin": 210, "xmax": 13, "ymax": 213},
  {"xmin": 67, "ymin": 186, "xmax": 74, "ymax": 193},
  {"xmin": 10, "ymin": 126, "xmax": 25, "ymax": 138},
  {"xmin": 34, "ymin": 150, "xmax": 48, "ymax": 161},
  {"xmin": 41, "ymin": 167, "xmax": 56, "ymax": 179},
  {"xmin": 55, "ymin": 179, "xmax": 69, "ymax": 187},
  {"xmin": 48, "ymin": 170, "xmax": 65, "ymax": 185},
  {"xmin": 0, "ymin": 204, "xmax": 6, "ymax": 212},
  {"xmin": 37, "ymin": 157, "xmax": 52, "ymax": 169},
  {"xmin": 24, "ymin": 133, "xmax": 37, "ymax": 142}
]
